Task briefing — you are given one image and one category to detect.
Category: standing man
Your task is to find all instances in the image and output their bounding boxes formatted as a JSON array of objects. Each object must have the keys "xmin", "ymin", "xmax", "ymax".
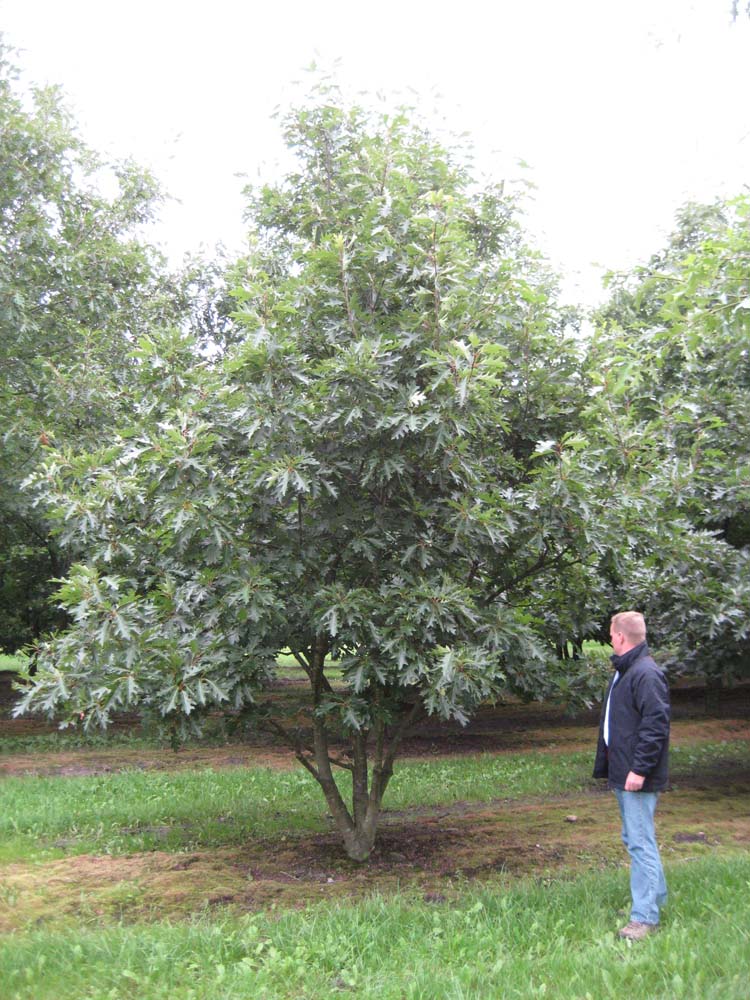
[{"xmin": 593, "ymin": 611, "xmax": 670, "ymax": 941}]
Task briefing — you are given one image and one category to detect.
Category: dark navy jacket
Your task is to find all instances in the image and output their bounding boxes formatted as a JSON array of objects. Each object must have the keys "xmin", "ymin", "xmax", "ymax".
[{"xmin": 593, "ymin": 642, "xmax": 670, "ymax": 792}]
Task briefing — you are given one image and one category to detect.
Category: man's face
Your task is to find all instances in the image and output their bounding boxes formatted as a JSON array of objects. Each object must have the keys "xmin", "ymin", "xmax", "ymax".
[{"xmin": 610, "ymin": 624, "xmax": 627, "ymax": 656}]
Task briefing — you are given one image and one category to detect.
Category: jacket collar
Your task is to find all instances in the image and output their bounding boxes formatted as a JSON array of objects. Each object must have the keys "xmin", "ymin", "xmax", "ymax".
[{"xmin": 611, "ymin": 640, "xmax": 649, "ymax": 675}]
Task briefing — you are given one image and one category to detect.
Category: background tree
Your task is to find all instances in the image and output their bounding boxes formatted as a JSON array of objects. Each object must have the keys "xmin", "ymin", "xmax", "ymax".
[
  {"xmin": 17, "ymin": 87, "xmax": 617, "ymax": 860},
  {"xmin": 588, "ymin": 196, "xmax": 750, "ymax": 689},
  {"xmin": 0, "ymin": 41, "xmax": 200, "ymax": 651}
]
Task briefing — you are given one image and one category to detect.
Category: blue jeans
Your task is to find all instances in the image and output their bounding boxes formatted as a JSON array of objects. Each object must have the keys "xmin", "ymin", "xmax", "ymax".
[{"xmin": 614, "ymin": 789, "xmax": 667, "ymax": 925}]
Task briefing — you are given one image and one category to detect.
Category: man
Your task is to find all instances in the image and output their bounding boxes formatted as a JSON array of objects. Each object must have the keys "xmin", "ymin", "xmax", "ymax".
[{"xmin": 593, "ymin": 611, "xmax": 670, "ymax": 941}]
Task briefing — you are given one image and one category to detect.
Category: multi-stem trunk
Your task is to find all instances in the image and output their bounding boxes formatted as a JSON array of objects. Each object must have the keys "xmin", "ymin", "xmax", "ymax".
[
  {"xmin": 310, "ymin": 701, "xmax": 417, "ymax": 862},
  {"xmin": 287, "ymin": 637, "xmax": 421, "ymax": 861}
]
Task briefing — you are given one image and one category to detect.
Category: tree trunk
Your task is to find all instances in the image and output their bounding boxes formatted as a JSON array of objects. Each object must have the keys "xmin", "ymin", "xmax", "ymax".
[
  {"xmin": 336, "ymin": 700, "xmax": 423, "ymax": 861},
  {"xmin": 284, "ymin": 640, "xmax": 424, "ymax": 861},
  {"xmin": 341, "ymin": 809, "xmax": 380, "ymax": 862},
  {"xmin": 704, "ymin": 674, "xmax": 723, "ymax": 715},
  {"xmin": 318, "ymin": 694, "xmax": 420, "ymax": 856}
]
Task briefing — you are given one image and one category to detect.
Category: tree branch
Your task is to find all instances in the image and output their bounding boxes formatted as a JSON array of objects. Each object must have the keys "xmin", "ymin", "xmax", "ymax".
[
  {"xmin": 261, "ymin": 713, "xmax": 354, "ymax": 774},
  {"xmin": 466, "ymin": 558, "xmax": 481, "ymax": 586},
  {"xmin": 291, "ymin": 648, "xmax": 313, "ymax": 681},
  {"xmin": 369, "ymin": 697, "xmax": 424, "ymax": 807},
  {"xmin": 483, "ymin": 542, "xmax": 550, "ymax": 606},
  {"xmin": 351, "ymin": 729, "xmax": 369, "ymax": 827}
]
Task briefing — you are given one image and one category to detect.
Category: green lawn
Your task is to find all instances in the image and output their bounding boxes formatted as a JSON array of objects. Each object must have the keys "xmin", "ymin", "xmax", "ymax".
[
  {"xmin": 1, "ymin": 855, "xmax": 748, "ymax": 999},
  {"xmin": 0, "ymin": 653, "xmax": 27, "ymax": 672},
  {"xmin": 1, "ymin": 679, "xmax": 748, "ymax": 999}
]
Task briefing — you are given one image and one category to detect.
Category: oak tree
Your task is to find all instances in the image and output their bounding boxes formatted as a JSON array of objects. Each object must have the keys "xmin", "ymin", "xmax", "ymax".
[{"xmin": 19, "ymin": 89, "xmax": 617, "ymax": 859}]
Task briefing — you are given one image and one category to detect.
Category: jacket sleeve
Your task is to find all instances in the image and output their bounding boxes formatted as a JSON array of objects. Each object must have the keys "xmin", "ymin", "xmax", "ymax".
[
  {"xmin": 631, "ymin": 667, "xmax": 670, "ymax": 776},
  {"xmin": 592, "ymin": 677, "xmax": 614, "ymax": 779},
  {"xmin": 593, "ymin": 730, "xmax": 609, "ymax": 778}
]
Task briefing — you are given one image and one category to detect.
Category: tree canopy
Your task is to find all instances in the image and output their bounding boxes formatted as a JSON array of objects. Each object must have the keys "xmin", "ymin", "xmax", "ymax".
[
  {"xmin": 15, "ymin": 88, "xmax": 623, "ymax": 859},
  {"xmin": 0, "ymin": 42, "xmax": 194, "ymax": 651},
  {"xmin": 589, "ymin": 196, "xmax": 750, "ymax": 683}
]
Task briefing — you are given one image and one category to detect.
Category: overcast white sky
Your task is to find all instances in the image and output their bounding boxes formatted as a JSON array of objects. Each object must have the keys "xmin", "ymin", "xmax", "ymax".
[{"xmin": 2, "ymin": 0, "xmax": 749, "ymax": 307}]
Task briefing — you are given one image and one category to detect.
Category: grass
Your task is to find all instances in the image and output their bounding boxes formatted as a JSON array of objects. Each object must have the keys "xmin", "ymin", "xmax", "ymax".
[
  {"xmin": 1, "ymin": 854, "xmax": 748, "ymax": 999},
  {"xmin": 274, "ymin": 652, "xmax": 342, "ymax": 681},
  {"xmin": 0, "ymin": 767, "xmax": 324, "ymax": 860},
  {"xmin": 0, "ymin": 653, "xmax": 27, "ymax": 672},
  {"xmin": 1, "ymin": 741, "xmax": 748, "ymax": 862},
  {"xmin": 0, "ymin": 727, "xmax": 178, "ymax": 755}
]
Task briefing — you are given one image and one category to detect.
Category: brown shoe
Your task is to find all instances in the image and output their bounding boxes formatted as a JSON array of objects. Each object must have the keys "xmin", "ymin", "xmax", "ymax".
[{"xmin": 618, "ymin": 921, "xmax": 658, "ymax": 941}]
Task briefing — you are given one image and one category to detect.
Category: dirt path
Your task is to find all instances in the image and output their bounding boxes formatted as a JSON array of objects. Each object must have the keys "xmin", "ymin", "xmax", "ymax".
[{"xmin": 0, "ymin": 715, "xmax": 747, "ymax": 778}]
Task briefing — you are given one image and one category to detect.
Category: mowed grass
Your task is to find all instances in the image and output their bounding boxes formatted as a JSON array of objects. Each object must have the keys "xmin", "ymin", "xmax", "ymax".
[
  {"xmin": 1, "ymin": 855, "xmax": 748, "ymax": 1000},
  {"xmin": 1, "ymin": 741, "xmax": 748, "ymax": 861}
]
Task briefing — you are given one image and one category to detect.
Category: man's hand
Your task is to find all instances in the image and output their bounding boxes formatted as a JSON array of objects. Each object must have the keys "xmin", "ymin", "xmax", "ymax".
[{"xmin": 624, "ymin": 771, "xmax": 645, "ymax": 791}]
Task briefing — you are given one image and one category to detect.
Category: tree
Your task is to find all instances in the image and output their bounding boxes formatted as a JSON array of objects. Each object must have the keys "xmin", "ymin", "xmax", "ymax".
[
  {"xmin": 0, "ymin": 41, "xmax": 190, "ymax": 651},
  {"xmin": 18, "ymin": 87, "xmax": 617, "ymax": 860},
  {"xmin": 588, "ymin": 196, "xmax": 750, "ymax": 687}
]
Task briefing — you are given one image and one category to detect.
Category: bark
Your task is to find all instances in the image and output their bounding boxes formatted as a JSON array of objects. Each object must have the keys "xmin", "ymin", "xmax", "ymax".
[
  {"xmin": 340, "ymin": 698, "xmax": 424, "ymax": 861},
  {"xmin": 351, "ymin": 731, "xmax": 369, "ymax": 829},
  {"xmin": 308, "ymin": 634, "xmax": 356, "ymax": 846},
  {"xmin": 305, "ymin": 645, "xmax": 425, "ymax": 860},
  {"xmin": 271, "ymin": 636, "xmax": 426, "ymax": 860}
]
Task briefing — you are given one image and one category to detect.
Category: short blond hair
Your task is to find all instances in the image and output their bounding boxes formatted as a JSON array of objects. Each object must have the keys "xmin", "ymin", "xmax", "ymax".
[{"xmin": 611, "ymin": 611, "xmax": 647, "ymax": 644}]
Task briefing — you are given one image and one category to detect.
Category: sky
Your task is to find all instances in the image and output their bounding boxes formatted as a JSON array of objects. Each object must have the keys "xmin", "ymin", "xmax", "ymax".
[{"xmin": 2, "ymin": 0, "xmax": 749, "ymax": 307}]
